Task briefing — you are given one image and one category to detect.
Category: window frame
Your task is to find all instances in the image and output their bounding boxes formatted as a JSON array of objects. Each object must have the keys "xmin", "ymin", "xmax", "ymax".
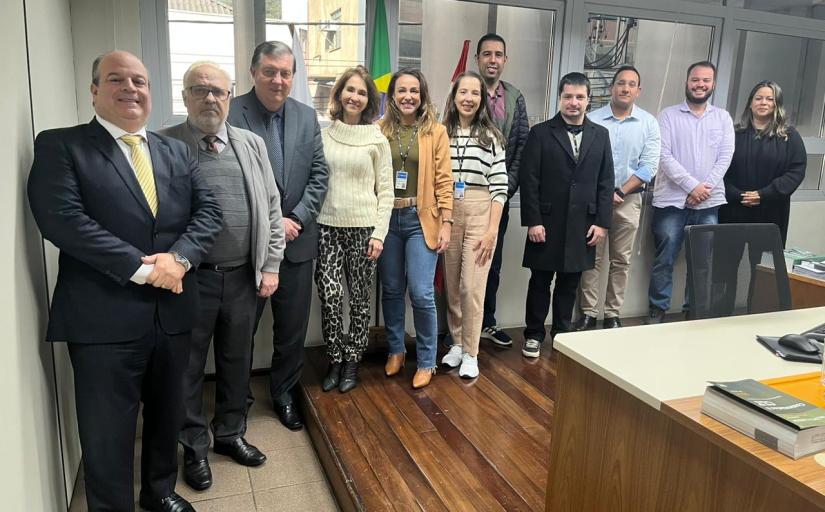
[{"xmin": 141, "ymin": 0, "xmax": 825, "ymax": 200}]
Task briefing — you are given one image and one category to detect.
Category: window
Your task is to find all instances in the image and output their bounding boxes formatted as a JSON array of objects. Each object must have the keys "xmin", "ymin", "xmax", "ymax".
[
  {"xmin": 728, "ymin": 0, "xmax": 825, "ymax": 21},
  {"xmin": 265, "ymin": 1, "xmax": 365, "ymax": 114},
  {"xmin": 728, "ymin": 31, "xmax": 825, "ymax": 138},
  {"xmin": 728, "ymin": 29, "xmax": 825, "ymax": 196},
  {"xmin": 167, "ymin": 0, "xmax": 236, "ymax": 116},
  {"xmin": 398, "ymin": 0, "xmax": 422, "ymax": 69},
  {"xmin": 584, "ymin": 14, "xmax": 714, "ymax": 115},
  {"xmin": 325, "ymin": 9, "xmax": 342, "ymax": 52},
  {"xmin": 398, "ymin": 0, "xmax": 556, "ymax": 124}
]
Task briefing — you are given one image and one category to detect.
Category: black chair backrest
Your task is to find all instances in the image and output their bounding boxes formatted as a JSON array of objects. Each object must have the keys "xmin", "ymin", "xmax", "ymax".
[{"xmin": 684, "ymin": 223, "xmax": 792, "ymax": 320}]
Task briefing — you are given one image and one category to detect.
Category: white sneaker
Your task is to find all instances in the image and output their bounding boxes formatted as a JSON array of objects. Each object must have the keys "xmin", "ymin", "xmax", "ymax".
[
  {"xmin": 441, "ymin": 344, "xmax": 463, "ymax": 368},
  {"xmin": 458, "ymin": 353, "xmax": 479, "ymax": 379},
  {"xmin": 522, "ymin": 338, "xmax": 541, "ymax": 358}
]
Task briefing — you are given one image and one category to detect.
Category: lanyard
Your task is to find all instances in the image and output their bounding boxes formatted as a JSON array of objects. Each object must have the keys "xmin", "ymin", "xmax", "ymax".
[
  {"xmin": 396, "ymin": 125, "xmax": 418, "ymax": 170},
  {"xmin": 455, "ymin": 128, "xmax": 473, "ymax": 182}
]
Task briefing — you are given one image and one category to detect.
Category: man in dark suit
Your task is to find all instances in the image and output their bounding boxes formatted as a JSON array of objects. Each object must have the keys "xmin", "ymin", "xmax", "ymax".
[
  {"xmin": 227, "ymin": 41, "xmax": 328, "ymax": 431},
  {"xmin": 27, "ymin": 51, "xmax": 222, "ymax": 512},
  {"xmin": 519, "ymin": 72, "xmax": 614, "ymax": 358}
]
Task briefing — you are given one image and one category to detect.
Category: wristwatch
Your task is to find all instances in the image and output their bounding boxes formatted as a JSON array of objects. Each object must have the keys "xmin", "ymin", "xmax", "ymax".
[
  {"xmin": 169, "ymin": 251, "xmax": 192, "ymax": 272},
  {"xmin": 615, "ymin": 188, "xmax": 626, "ymax": 199}
]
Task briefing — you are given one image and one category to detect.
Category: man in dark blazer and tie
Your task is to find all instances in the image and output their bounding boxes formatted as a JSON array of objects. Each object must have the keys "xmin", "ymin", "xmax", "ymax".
[
  {"xmin": 519, "ymin": 72, "xmax": 614, "ymax": 358},
  {"xmin": 228, "ymin": 41, "xmax": 328, "ymax": 431},
  {"xmin": 27, "ymin": 51, "xmax": 222, "ymax": 512}
]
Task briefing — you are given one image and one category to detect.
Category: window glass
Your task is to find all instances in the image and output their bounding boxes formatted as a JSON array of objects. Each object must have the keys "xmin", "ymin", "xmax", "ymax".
[
  {"xmin": 400, "ymin": 0, "xmax": 555, "ymax": 124},
  {"xmin": 584, "ymin": 14, "xmax": 714, "ymax": 115},
  {"xmin": 801, "ymin": 155, "xmax": 824, "ymax": 191},
  {"xmin": 728, "ymin": 30, "xmax": 825, "ymax": 138},
  {"xmin": 167, "ymin": 0, "xmax": 236, "ymax": 116},
  {"xmin": 727, "ymin": 0, "xmax": 825, "ymax": 21},
  {"xmin": 265, "ymin": 1, "xmax": 365, "ymax": 114}
]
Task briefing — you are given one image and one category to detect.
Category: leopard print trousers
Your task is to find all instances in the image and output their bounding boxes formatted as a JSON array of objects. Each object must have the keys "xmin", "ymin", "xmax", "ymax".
[{"xmin": 315, "ymin": 225, "xmax": 377, "ymax": 363}]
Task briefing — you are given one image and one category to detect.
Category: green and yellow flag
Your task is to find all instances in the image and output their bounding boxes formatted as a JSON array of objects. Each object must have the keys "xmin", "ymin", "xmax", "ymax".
[{"xmin": 370, "ymin": 0, "xmax": 391, "ymax": 94}]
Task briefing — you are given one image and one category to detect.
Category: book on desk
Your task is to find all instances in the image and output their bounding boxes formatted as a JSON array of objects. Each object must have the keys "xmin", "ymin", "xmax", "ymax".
[{"xmin": 702, "ymin": 378, "xmax": 825, "ymax": 459}]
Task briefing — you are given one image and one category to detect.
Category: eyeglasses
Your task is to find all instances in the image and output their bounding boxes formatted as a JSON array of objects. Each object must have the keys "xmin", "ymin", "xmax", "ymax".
[
  {"xmin": 258, "ymin": 68, "xmax": 293, "ymax": 80},
  {"xmin": 187, "ymin": 85, "xmax": 231, "ymax": 100}
]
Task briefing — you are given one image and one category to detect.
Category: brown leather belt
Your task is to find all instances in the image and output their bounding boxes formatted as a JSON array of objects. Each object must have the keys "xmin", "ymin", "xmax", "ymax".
[{"xmin": 393, "ymin": 197, "xmax": 417, "ymax": 209}]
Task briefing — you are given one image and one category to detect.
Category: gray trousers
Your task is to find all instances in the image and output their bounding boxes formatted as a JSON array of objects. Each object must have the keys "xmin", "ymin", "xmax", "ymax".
[{"xmin": 180, "ymin": 264, "xmax": 257, "ymax": 460}]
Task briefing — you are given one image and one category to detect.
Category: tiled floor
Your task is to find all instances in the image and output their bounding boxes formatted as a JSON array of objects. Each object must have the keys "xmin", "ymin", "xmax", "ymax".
[{"xmin": 69, "ymin": 376, "xmax": 338, "ymax": 512}]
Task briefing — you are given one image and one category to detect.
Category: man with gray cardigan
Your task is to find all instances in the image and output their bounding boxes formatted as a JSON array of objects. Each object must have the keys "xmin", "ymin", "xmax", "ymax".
[{"xmin": 160, "ymin": 61, "xmax": 285, "ymax": 491}]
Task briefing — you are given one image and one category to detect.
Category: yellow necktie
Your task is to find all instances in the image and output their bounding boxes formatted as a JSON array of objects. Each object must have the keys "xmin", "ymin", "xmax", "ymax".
[{"xmin": 120, "ymin": 134, "xmax": 158, "ymax": 216}]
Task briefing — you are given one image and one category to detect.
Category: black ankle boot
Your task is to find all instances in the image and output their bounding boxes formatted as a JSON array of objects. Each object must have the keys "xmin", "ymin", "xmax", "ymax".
[
  {"xmin": 338, "ymin": 361, "xmax": 359, "ymax": 393},
  {"xmin": 322, "ymin": 363, "xmax": 342, "ymax": 392}
]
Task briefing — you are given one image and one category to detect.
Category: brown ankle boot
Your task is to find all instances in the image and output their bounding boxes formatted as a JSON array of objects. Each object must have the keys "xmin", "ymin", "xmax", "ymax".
[
  {"xmin": 385, "ymin": 353, "xmax": 405, "ymax": 376},
  {"xmin": 412, "ymin": 368, "xmax": 435, "ymax": 389}
]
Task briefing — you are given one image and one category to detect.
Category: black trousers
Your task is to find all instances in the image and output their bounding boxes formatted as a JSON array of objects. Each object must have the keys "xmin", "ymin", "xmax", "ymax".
[
  {"xmin": 253, "ymin": 258, "xmax": 313, "ymax": 407},
  {"xmin": 180, "ymin": 265, "xmax": 257, "ymax": 460},
  {"xmin": 483, "ymin": 202, "xmax": 509, "ymax": 328},
  {"xmin": 524, "ymin": 269, "xmax": 582, "ymax": 343},
  {"xmin": 68, "ymin": 319, "xmax": 190, "ymax": 512}
]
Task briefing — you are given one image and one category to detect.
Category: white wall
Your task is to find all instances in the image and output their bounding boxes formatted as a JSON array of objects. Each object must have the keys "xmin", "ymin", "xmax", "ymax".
[{"xmin": 1, "ymin": 0, "xmax": 78, "ymax": 509}]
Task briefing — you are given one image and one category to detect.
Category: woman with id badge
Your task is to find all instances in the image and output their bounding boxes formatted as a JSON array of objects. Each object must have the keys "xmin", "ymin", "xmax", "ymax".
[
  {"xmin": 379, "ymin": 68, "xmax": 453, "ymax": 389},
  {"xmin": 316, "ymin": 66, "xmax": 393, "ymax": 393},
  {"xmin": 439, "ymin": 72, "xmax": 507, "ymax": 379}
]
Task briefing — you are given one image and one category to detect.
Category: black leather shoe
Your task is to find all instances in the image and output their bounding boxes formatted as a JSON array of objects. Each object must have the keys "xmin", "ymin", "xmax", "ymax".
[
  {"xmin": 602, "ymin": 317, "xmax": 622, "ymax": 329},
  {"xmin": 575, "ymin": 315, "xmax": 598, "ymax": 331},
  {"xmin": 138, "ymin": 492, "xmax": 195, "ymax": 512},
  {"xmin": 322, "ymin": 362, "xmax": 342, "ymax": 392},
  {"xmin": 276, "ymin": 402, "xmax": 303, "ymax": 431},
  {"xmin": 183, "ymin": 457, "xmax": 212, "ymax": 491},
  {"xmin": 338, "ymin": 361, "xmax": 359, "ymax": 393},
  {"xmin": 214, "ymin": 437, "xmax": 267, "ymax": 466}
]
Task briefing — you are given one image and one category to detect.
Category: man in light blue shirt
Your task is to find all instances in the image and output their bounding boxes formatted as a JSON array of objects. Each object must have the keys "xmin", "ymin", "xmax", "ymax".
[
  {"xmin": 577, "ymin": 66, "xmax": 661, "ymax": 330},
  {"xmin": 647, "ymin": 60, "xmax": 735, "ymax": 324}
]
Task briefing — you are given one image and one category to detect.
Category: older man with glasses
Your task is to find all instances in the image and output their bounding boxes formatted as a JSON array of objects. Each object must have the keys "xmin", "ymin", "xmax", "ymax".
[{"xmin": 160, "ymin": 61, "xmax": 285, "ymax": 491}]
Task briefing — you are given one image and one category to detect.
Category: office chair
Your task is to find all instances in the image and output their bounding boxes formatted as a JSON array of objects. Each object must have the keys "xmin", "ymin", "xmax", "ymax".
[{"xmin": 684, "ymin": 223, "xmax": 792, "ymax": 320}]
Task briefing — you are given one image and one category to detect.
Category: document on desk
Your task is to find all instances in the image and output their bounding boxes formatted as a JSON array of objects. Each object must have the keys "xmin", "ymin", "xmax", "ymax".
[{"xmin": 702, "ymin": 379, "xmax": 825, "ymax": 459}]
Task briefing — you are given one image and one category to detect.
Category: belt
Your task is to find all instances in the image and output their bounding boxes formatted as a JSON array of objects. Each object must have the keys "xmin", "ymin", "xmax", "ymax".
[
  {"xmin": 199, "ymin": 262, "xmax": 248, "ymax": 272},
  {"xmin": 393, "ymin": 197, "xmax": 417, "ymax": 209}
]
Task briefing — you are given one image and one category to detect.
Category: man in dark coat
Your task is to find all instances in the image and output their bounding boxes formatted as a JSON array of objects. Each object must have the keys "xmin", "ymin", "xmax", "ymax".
[{"xmin": 519, "ymin": 72, "xmax": 614, "ymax": 358}]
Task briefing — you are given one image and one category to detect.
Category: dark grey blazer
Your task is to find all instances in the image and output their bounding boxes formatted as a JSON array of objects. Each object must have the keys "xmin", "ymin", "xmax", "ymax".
[{"xmin": 228, "ymin": 92, "xmax": 328, "ymax": 263}]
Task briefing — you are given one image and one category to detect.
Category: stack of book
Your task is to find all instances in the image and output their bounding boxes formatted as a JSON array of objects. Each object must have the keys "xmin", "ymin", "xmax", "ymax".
[
  {"xmin": 760, "ymin": 248, "xmax": 825, "ymax": 272},
  {"xmin": 793, "ymin": 261, "xmax": 825, "ymax": 281},
  {"xmin": 702, "ymin": 378, "xmax": 825, "ymax": 459}
]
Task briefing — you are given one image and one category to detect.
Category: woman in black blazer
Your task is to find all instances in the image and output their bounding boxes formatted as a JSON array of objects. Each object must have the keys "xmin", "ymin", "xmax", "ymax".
[{"xmin": 720, "ymin": 80, "xmax": 806, "ymax": 245}]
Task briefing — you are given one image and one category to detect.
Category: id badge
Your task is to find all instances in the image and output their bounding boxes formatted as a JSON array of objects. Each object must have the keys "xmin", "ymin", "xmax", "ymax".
[
  {"xmin": 454, "ymin": 181, "xmax": 465, "ymax": 200},
  {"xmin": 395, "ymin": 170, "xmax": 408, "ymax": 190}
]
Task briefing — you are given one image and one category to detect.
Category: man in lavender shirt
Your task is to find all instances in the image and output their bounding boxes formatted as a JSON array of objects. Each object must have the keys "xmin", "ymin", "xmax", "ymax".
[{"xmin": 646, "ymin": 61, "xmax": 735, "ymax": 324}]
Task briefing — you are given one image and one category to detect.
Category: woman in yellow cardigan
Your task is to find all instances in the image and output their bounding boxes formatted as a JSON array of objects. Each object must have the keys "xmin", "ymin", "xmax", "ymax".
[{"xmin": 379, "ymin": 68, "xmax": 453, "ymax": 389}]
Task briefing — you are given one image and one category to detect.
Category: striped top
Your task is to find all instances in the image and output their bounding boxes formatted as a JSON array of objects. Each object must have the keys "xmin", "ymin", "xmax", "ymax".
[{"xmin": 449, "ymin": 127, "xmax": 508, "ymax": 205}]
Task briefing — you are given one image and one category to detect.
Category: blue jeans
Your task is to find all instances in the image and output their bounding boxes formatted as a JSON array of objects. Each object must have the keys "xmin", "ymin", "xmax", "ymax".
[
  {"xmin": 649, "ymin": 205, "xmax": 719, "ymax": 312},
  {"xmin": 378, "ymin": 207, "xmax": 439, "ymax": 369}
]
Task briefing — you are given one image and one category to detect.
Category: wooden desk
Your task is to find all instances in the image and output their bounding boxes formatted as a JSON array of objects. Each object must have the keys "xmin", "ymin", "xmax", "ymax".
[
  {"xmin": 547, "ymin": 308, "xmax": 825, "ymax": 511},
  {"xmin": 753, "ymin": 264, "xmax": 825, "ymax": 310}
]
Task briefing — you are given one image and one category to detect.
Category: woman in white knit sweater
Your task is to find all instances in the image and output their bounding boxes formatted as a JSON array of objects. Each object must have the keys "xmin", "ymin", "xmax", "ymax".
[
  {"xmin": 316, "ymin": 66, "xmax": 393, "ymax": 393},
  {"xmin": 440, "ymin": 71, "xmax": 507, "ymax": 379}
]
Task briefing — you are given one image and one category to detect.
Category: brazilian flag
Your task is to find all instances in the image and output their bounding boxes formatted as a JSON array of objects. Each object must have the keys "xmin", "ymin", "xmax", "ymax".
[{"xmin": 370, "ymin": 0, "xmax": 391, "ymax": 94}]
